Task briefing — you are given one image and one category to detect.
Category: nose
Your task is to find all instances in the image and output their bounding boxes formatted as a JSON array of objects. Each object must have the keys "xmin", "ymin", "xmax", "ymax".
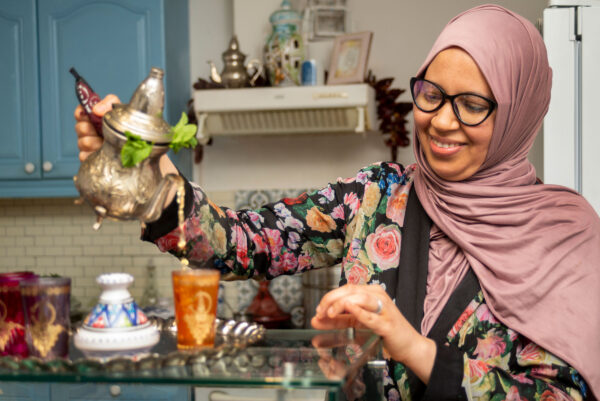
[{"xmin": 430, "ymin": 100, "xmax": 460, "ymax": 131}]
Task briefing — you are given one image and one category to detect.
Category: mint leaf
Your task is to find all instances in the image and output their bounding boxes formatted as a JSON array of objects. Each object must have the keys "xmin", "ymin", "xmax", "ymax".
[
  {"xmin": 121, "ymin": 131, "xmax": 154, "ymax": 167},
  {"xmin": 169, "ymin": 112, "xmax": 198, "ymax": 153}
]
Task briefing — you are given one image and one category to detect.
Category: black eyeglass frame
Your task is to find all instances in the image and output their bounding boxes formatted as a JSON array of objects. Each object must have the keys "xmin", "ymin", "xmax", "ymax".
[{"xmin": 410, "ymin": 77, "xmax": 497, "ymax": 127}]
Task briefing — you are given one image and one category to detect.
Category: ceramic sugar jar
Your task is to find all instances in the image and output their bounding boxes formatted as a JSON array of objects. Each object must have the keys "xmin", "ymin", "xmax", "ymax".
[
  {"xmin": 74, "ymin": 273, "xmax": 159, "ymax": 359},
  {"xmin": 264, "ymin": 0, "xmax": 305, "ymax": 86}
]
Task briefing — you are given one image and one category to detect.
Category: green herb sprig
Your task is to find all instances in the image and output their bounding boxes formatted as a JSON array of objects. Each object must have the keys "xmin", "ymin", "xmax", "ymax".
[{"xmin": 120, "ymin": 112, "xmax": 198, "ymax": 167}]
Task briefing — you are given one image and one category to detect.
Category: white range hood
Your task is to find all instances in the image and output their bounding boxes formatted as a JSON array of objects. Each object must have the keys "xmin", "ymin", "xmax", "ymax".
[{"xmin": 193, "ymin": 84, "xmax": 377, "ymax": 144}]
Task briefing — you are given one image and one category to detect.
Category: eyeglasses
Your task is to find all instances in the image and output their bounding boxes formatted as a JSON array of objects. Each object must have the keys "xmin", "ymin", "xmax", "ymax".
[{"xmin": 410, "ymin": 77, "xmax": 497, "ymax": 126}]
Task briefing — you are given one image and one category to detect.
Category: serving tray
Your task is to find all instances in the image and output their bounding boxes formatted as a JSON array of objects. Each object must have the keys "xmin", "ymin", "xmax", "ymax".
[{"xmin": 0, "ymin": 318, "xmax": 265, "ymax": 375}]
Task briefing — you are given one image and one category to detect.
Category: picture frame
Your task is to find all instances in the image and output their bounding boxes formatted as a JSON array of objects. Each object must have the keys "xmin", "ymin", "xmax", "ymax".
[{"xmin": 326, "ymin": 31, "xmax": 373, "ymax": 85}]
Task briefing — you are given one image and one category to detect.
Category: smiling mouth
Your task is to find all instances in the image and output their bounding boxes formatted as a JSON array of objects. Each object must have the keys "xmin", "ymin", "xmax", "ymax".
[
  {"xmin": 431, "ymin": 136, "xmax": 463, "ymax": 148},
  {"xmin": 427, "ymin": 135, "xmax": 464, "ymax": 155}
]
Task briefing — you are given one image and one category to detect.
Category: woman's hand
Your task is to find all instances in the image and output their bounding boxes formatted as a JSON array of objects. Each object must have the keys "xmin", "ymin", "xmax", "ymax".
[
  {"xmin": 311, "ymin": 283, "xmax": 437, "ymax": 384},
  {"xmin": 74, "ymin": 94, "xmax": 120, "ymax": 162}
]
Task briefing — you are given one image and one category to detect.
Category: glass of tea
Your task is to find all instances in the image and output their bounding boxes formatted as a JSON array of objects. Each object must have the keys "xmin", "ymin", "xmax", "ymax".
[
  {"xmin": 171, "ymin": 268, "xmax": 220, "ymax": 349},
  {"xmin": 20, "ymin": 276, "xmax": 71, "ymax": 360}
]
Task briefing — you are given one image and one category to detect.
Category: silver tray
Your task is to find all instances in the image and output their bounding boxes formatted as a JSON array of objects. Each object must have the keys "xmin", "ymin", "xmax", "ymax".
[{"xmin": 0, "ymin": 318, "xmax": 266, "ymax": 375}]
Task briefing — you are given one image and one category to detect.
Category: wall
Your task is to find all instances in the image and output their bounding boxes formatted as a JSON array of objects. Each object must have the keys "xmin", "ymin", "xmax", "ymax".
[
  {"xmin": 191, "ymin": 0, "xmax": 548, "ymax": 191},
  {"xmin": 0, "ymin": 0, "xmax": 548, "ymax": 310}
]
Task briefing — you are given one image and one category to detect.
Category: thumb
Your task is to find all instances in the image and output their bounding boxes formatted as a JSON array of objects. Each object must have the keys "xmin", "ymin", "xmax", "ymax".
[{"xmin": 92, "ymin": 94, "xmax": 120, "ymax": 117}]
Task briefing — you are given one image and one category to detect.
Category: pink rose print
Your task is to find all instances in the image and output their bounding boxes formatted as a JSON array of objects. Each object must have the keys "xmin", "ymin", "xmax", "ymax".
[
  {"xmin": 331, "ymin": 204, "xmax": 345, "ymax": 220},
  {"xmin": 475, "ymin": 304, "xmax": 499, "ymax": 324},
  {"xmin": 474, "ymin": 332, "xmax": 506, "ymax": 360},
  {"xmin": 448, "ymin": 300, "xmax": 477, "ymax": 338},
  {"xmin": 298, "ymin": 254, "xmax": 312, "ymax": 272},
  {"xmin": 518, "ymin": 342, "xmax": 544, "ymax": 364},
  {"xmin": 343, "ymin": 192, "xmax": 360, "ymax": 218},
  {"xmin": 263, "ymin": 228, "xmax": 284, "ymax": 256},
  {"xmin": 511, "ymin": 373, "xmax": 534, "ymax": 384},
  {"xmin": 365, "ymin": 225, "xmax": 401, "ymax": 270},
  {"xmin": 531, "ymin": 365, "xmax": 558, "ymax": 379},
  {"xmin": 467, "ymin": 359, "xmax": 491, "ymax": 379},
  {"xmin": 539, "ymin": 385, "xmax": 572, "ymax": 401},
  {"xmin": 156, "ymin": 232, "xmax": 182, "ymax": 252},
  {"xmin": 504, "ymin": 386, "xmax": 528, "ymax": 401},
  {"xmin": 226, "ymin": 209, "xmax": 239, "ymax": 220},
  {"xmin": 345, "ymin": 262, "xmax": 369, "ymax": 284},
  {"xmin": 189, "ymin": 235, "xmax": 215, "ymax": 262},
  {"xmin": 233, "ymin": 225, "xmax": 250, "ymax": 268},
  {"xmin": 386, "ymin": 189, "xmax": 408, "ymax": 226}
]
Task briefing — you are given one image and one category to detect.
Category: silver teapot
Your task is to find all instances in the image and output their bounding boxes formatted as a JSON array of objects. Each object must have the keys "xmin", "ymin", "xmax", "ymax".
[
  {"xmin": 74, "ymin": 67, "xmax": 183, "ymax": 230},
  {"xmin": 208, "ymin": 35, "xmax": 262, "ymax": 88}
]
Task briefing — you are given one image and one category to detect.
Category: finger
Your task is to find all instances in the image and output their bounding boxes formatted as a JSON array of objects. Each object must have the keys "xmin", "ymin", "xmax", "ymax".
[
  {"xmin": 311, "ymin": 313, "xmax": 356, "ymax": 330},
  {"xmin": 74, "ymin": 105, "xmax": 90, "ymax": 122},
  {"xmin": 343, "ymin": 302, "xmax": 382, "ymax": 331},
  {"xmin": 75, "ymin": 121, "xmax": 97, "ymax": 139},
  {"xmin": 316, "ymin": 284, "xmax": 362, "ymax": 317},
  {"xmin": 78, "ymin": 135, "xmax": 103, "ymax": 152},
  {"xmin": 326, "ymin": 293, "xmax": 381, "ymax": 318},
  {"xmin": 92, "ymin": 94, "xmax": 120, "ymax": 117},
  {"xmin": 79, "ymin": 151, "xmax": 94, "ymax": 163}
]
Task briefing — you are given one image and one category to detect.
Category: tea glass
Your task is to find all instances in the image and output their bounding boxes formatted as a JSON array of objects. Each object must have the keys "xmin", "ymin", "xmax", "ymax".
[
  {"xmin": 172, "ymin": 269, "xmax": 220, "ymax": 349},
  {"xmin": 20, "ymin": 277, "xmax": 71, "ymax": 360},
  {"xmin": 0, "ymin": 271, "xmax": 37, "ymax": 357}
]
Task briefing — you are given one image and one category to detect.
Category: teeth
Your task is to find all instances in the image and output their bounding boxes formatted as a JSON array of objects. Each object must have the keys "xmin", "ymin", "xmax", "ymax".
[{"xmin": 432, "ymin": 138, "xmax": 460, "ymax": 148}]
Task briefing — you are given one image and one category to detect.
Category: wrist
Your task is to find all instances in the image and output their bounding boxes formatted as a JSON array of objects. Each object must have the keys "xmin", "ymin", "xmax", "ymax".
[{"xmin": 402, "ymin": 336, "xmax": 437, "ymax": 384}]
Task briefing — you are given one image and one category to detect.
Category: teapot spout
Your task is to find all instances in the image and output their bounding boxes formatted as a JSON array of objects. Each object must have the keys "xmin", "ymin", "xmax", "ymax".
[
  {"xmin": 208, "ymin": 60, "xmax": 222, "ymax": 84},
  {"xmin": 140, "ymin": 173, "xmax": 185, "ymax": 223}
]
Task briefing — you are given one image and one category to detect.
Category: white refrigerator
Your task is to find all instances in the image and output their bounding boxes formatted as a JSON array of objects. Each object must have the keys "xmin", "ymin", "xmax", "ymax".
[{"xmin": 543, "ymin": 0, "xmax": 600, "ymax": 214}]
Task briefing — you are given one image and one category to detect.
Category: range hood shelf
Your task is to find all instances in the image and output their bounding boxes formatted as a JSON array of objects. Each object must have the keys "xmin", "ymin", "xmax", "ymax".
[{"xmin": 193, "ymin": 84, "xmax": 377, "ymax": 144}]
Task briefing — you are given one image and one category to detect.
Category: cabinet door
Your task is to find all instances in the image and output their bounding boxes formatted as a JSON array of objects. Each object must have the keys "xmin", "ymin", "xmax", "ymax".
[
  {"xmin": 0, "ymin": 382, "xmax": 50, "ymax": 401},
  {"xmin": 50, "ymin": 383, "xmax": 190, "ymax": 401},
  {"xmin": 0, "ymin": 0, "xmax": 41, "ymax": 180},
  {"xmin": 37, "ymin": 0, "xmax": 170, "ymax": 179}
]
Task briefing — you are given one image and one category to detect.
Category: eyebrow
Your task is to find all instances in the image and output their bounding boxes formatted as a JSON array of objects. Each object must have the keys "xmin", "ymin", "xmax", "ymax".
[{"xmin": 423, "ymin": 77, "xmax": 494, "ymax": 100}]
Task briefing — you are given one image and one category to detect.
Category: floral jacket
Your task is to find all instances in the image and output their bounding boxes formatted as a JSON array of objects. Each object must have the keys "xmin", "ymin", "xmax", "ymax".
[{"xmin": 142, "ymin": 162, "xmax": 588, "ymax": 401}]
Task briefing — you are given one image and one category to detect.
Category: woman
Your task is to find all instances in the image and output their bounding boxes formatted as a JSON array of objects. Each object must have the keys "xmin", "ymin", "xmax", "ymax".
[{"xmin": 75, "ymin": 5, "xmax": 599, "ymax": 400}]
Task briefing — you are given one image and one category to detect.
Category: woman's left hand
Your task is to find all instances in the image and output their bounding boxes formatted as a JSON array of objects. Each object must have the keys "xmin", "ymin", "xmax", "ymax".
[{"xmin": 311, "ymin": 283, "xmax": 437, "ymax": 384}]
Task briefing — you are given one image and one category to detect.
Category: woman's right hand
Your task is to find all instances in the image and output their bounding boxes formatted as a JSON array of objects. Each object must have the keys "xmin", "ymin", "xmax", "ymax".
[{"xmin": 74, "ymin": 94, "xmax": 120, "ymax": 162}]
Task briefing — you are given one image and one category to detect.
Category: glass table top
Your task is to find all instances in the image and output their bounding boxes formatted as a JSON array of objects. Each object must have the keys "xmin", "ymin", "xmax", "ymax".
[{"xmin": 0, "ymin": 328, "xmax": 382, "ymax": 389}]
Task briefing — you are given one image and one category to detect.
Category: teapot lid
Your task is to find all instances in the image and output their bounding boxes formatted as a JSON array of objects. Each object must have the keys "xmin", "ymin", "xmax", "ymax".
[
  {"xmin": 222, "ymin": 35, "xmax": 246, "ymax": 63},
  {"xmin": 269, "ymin": 0, "xmax": 301, "ymax": 25},
  {"xmin": 103, "ymin": 67, "xmax": 172, "ymax": 144}
]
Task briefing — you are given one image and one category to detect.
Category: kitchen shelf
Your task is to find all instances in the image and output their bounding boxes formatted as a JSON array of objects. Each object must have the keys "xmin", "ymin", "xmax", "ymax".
[{"xmin": 192, "ymin": 84, "xmax": 377, "ymax": 144}]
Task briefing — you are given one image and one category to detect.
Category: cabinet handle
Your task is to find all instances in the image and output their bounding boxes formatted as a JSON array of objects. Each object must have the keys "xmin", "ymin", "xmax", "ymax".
[
  {"xmin": 43, "ymin": 161, "xmax": 53, "ymax": 172},
  {"xmin": 109, "ymin": 385, "xmax": 121, "ymax": 397},
  {"xmin": 24, "ymin": 163, "xmax": 35, "ymax": 174}
]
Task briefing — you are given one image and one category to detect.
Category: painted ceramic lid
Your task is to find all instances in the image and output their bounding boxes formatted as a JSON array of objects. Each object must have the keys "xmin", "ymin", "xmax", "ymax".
[{"xmin": 74, "ymin": 273, "xmax": 159, "ymax": 355}]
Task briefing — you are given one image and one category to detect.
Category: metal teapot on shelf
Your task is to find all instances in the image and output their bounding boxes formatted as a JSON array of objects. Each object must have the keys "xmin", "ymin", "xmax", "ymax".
[
  {"xmin": 208, "ymin": 35, "xmax": 263, "ymax": 88},
  {"xmin": 74, "ymin": 67, "xmax": 183, "ymax": 230}
]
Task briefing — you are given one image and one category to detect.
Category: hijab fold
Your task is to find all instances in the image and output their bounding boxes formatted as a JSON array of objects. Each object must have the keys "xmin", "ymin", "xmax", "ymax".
[{"xmin": 413, "ymin": 5, "xmax": 600, "ymax": 399}]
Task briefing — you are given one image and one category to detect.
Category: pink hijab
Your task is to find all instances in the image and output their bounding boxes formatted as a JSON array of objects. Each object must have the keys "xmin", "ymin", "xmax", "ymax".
[{"xmin": 413, "ymin": 5, "xmax": 600, "ymax": 398}]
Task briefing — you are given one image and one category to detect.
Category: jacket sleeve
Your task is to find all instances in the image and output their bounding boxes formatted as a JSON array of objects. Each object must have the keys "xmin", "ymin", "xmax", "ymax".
[{"xmin": 141, "ymin": 165, "xmax": 388, "ymax": 279}]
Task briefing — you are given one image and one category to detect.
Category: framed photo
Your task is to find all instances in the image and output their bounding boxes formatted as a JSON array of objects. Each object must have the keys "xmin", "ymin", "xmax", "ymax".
[{"xmin": 327, "ymin": 31, "xmax": 373, "ymax": 85}]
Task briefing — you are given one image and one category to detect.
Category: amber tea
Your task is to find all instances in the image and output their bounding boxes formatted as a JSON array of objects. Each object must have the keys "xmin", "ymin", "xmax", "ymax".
[{"xmin": 172, "ymin": 269, "xmax": 220, "ymax": 349}]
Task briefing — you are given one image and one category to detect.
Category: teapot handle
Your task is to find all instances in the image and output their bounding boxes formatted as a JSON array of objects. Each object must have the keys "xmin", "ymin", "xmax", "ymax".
[
  {"xmin": 246, "ymin": 59, "xmax": 263, "ymax": 87},
  {"xmin": 141, "ymin": 173, "xmax": 185, "ymax": 224}
]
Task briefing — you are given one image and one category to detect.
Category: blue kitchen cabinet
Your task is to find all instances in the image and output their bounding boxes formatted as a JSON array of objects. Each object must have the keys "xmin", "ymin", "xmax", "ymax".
[
  {"xmin": 0, "ymin": 382, "xmax": 50, "ymax": 400},
  {"xmin": 50, "ymin": 383, "xmax": 190, "ymax": 401},
  {"xmin": 0, "ymin": 0, "xmax": 191, "ymax": 198}
]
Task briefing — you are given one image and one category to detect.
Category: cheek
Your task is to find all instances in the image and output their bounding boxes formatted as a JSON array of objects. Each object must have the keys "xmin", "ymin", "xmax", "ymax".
[{"xmin": 413, "ymin": 108, "xmax": 431, "ymax": 138}]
